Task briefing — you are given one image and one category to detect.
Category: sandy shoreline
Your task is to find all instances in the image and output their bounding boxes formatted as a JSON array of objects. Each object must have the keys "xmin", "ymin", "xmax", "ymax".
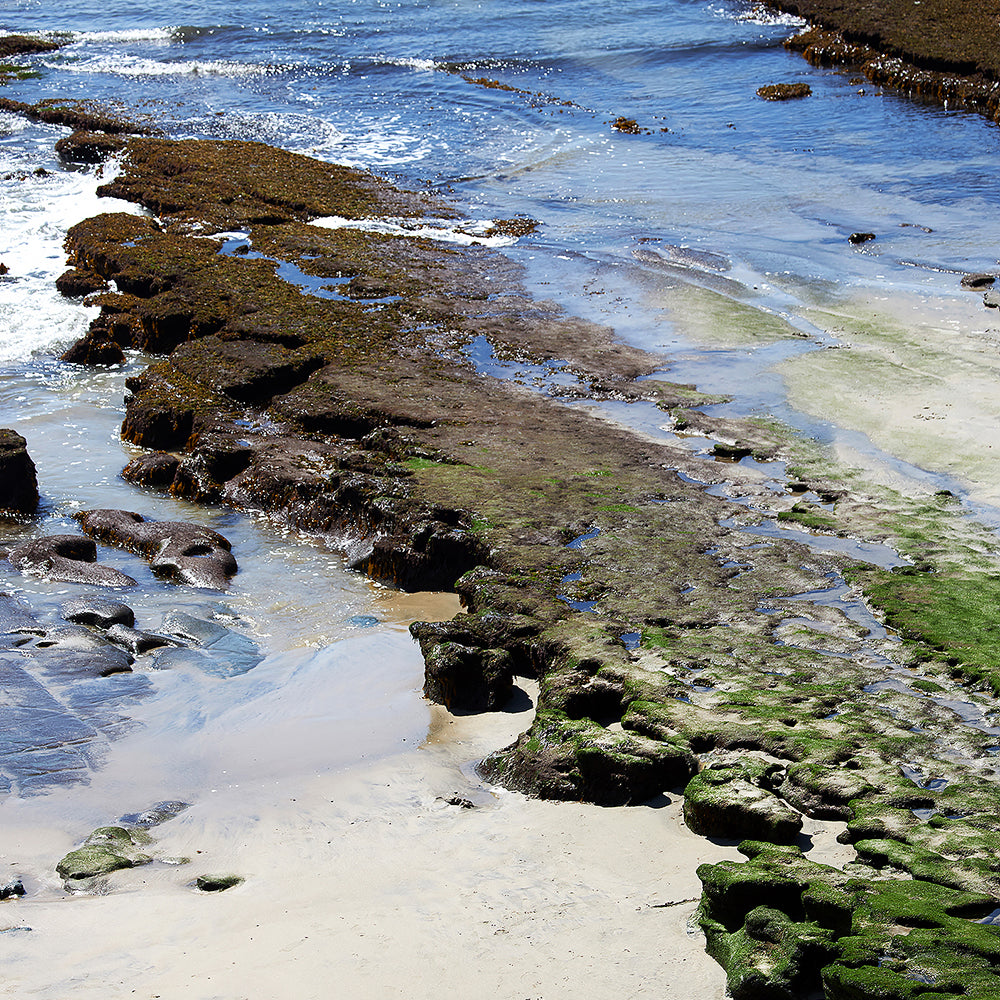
[{"xmin": 2, "ymin": 678, "xmax": 737, "ymax": 999}]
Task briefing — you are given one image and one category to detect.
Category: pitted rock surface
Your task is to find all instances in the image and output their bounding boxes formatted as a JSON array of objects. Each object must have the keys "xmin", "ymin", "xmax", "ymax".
[
  {"xmin": 74, "ymin": 509, "xmax": 237, "ymax": 589},
  {"xmin": 7, "ymin": 535, "xmax": 137, "ymax": 588}
]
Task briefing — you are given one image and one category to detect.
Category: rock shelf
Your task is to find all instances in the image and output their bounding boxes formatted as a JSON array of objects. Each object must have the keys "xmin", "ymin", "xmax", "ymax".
[{"xmin": 4, "ymin": 95, "xmax": 998, "ymax": 995}]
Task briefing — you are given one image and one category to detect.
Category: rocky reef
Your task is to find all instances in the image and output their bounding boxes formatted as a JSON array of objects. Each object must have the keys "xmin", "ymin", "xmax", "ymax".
[
  {"xmin": 769, "ymin": 0, "xmax": 1000, "ymax": 123},
  {"xmin": 6, "ymin": 96, "xmax": 998, "ymax": 995}
]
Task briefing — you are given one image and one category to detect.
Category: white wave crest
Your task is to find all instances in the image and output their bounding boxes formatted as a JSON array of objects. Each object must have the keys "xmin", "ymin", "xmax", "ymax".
[
  {"xmin": 711, "ymin": 3, "xmax": 805, "ymax": 27},
  {"xmin": 310, "ymin": 216, "xmax": 520, "ymax": 247},
  {"xmin": 43, "ymin": 54, "xmax": 277, "ymax": 78},
  {"xmin": 71, "ymin": 26, "xmax": 177, "ymax": 44},
  {"xmin": 0, "ymin": 158, "xmax": 146, "ymax": 364},
  {"xmin": 374, "ymin": 56, "xmax": 440, "ymax": 72}
]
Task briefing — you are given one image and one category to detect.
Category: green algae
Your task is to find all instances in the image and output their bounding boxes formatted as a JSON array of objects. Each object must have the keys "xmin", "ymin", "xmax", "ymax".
[{"xmin": 849, "ymin": 569, "xmax": 1000, "ymax": 694}]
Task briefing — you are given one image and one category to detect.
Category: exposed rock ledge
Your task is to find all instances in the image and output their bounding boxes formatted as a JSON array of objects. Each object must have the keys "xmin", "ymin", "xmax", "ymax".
[{"xmin": 48, "ymin": 132, "xmax": 1000, "ymax": 999}]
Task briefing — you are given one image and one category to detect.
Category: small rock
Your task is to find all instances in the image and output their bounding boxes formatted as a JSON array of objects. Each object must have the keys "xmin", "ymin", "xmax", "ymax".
[
  {"xmin": 961, "ymin": 272, "xmax": 996, "ymax": 290},
  {"xmin": 438, "ymin": 794, "xmax": 476, "ymax": 809},
  {"xmin": 849, "ymin": 232, "xmax": 876, "ymax": 245},
  {"xmin": 56, "ymin": 826, "xmax": 152, "ymax": 882},
  {"xmin": 118, "ymin": 801, "xmax": 189, "ymax": 829},
  {"xmin": 7, "ymin": 535, "xmax": 137, "ymax": 588},
  {"xmin": 757, "ymin": 83, "xmax": 811, "ymax": 100},
  {"xmin": 984, "ymin": 289, "xmax": 1000, "ymax": 309},
  {"xmin": 0, "ymin": 879, "xmax": 25, "ymax": 900},
  {"xmin": 121, "ymin": 452, "xmax": 181, "ymax": 488},
  {"xmin": 195, "ymin": 873, "xmax": 243, "ymax": 892},
  {"xmin": 611, "ymin": 116, "xmax": 642, "ymax": 134},
  {"xmin": 106, "ymin": 623, "xmax": 179, "ymax": 655}
]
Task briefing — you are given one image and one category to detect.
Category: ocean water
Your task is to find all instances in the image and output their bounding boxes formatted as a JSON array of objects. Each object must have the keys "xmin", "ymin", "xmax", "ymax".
[{"xmin": 1, "ymin": 1, "xmax": 999, "ymax": 805}]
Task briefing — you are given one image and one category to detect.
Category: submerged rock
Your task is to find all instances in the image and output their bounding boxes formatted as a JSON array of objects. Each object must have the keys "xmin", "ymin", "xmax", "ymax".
[
  {"xmin": 0, "ymin": 429, "xmax": 38, "ymax": 516},
  {"xmin": 61, "ymin": 596, "xmax": 135, "ymax": 630},
  {"xmin": 756, "ymin": 82, "xmax": 812, "ymax": 100}
]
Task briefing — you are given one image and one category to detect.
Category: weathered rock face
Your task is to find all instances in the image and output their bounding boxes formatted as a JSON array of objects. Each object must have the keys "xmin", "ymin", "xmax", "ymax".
[
  {"xmin": 7, "ymin": 535, "xmax": 137, "ymax": 587},
  {"xmin": 682, "ymin": 758, "xmax": 803, "ymax": 844},
  {"xmin": 421, "ymin": 642, "xmax": 515, "ymax": 713},
  {"xmin": 54, "ymin": 130, "xmax": 127, "ymax": 165},
  {"xmin": 0, "ymin": 429, "xmax": 38, "ymax": 516},
  {"xmin": 61, "ymin": 596, "xmax": 136, "ymax": 630},
  {"xmin": 74, "ymin": 509, "xmax": 237, "ymax": 590}
]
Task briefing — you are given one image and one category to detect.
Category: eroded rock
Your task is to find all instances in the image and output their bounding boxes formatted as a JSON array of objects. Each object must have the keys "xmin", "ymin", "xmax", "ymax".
[
  {"xmin": 74, "ymin": 509, "xmax": 237, "ymax": 589},
  {"xmin": 7, "ymin": 535, "xmax": 136, "ymax": 588},
  {"xmin": 0, "ymin": 429, "xmax": 38, "ymax": 516}
]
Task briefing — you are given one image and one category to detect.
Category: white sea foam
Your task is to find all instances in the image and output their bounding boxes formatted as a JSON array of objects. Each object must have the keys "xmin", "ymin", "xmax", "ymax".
[
  {"xmin": 375, "ymin": 56, "xmax": 440, "ymax": 72},
  {"xmin": 712, "ymin": 3, "xmax": 805, "ymax": 27},
  {"xmin": 42, "ymin": 54, "xmax": 275, "ymax": 78},
  {"xmin": 71, "ymin": 27, "xmax": 178, "ymax": 44},
  {"xmin": 0, "ymin": 157, "xmax": 145, "ymax": 364},
  {"xmin": 309, "ymin": 216, "xmax": 519, "ymax": 247}
]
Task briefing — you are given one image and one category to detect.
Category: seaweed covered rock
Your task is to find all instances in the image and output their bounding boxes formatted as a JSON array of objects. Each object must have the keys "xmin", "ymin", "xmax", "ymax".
[
  {"xmin": 422, "ymin": 642, "xmax": 515, "ymax": 712},
  {"xmin": 697, "ymin": 841, "xmax": 1000, "ymax": 1000},
  {"xmin": 480, "ymin": 710, "xmax": 697, "ymax": 805},
  {"xmin": 683, "ymin": 757, "xmax": 803, "ymax": 844},
  {"xmin": 56, "ymin": 826, "xmax": 152, "ymax": 883},
  {"xmin": 0, "ymin": 429, "xmax": 38, "ymax": 515}
]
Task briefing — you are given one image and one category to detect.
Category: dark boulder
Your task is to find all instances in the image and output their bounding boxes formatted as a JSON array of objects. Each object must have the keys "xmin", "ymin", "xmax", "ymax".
[
  {"xmin": 849, "ymin": 231, "xmax": 877, "ymax": 245},
  {"xmin": 61, "ymin": 334, "xmax": 126, "ymax": 366},
  {"xmin": 422, "ymin": 641, "xmax": 514, "ymax": 713},
  {"xmin": 105, "ymin": 624, "xmax": 179, "ymax": 655},
  {"xmin": 961, "ymin": 272, "xmax": 996, "ymax": 289},
  {"xmin": 121, "ymin": 452, "xmax": 181, "ymax": 488},
  {"xmin": 61, "ymin": 597, "xmax": 135, "ymax": 630},
  {"xmin": 0, "ymin": 429, "xmax": 38, "ymax": 515},
  {"xmin": 7, "ymin": 535, "xmax": 137, "ymax": 588},
  {"xmin": 74, "ymin": 509, "xmax": 237, "ymax": 590}
]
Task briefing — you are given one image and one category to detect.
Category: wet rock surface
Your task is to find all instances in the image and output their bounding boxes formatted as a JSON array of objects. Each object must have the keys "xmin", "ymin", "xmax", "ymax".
[
  {"xmin": 0, "ymin": 429, "xmax": 38, "ymax": 516},
  {"xmin": 7, "ymin": 535, "xmax": 137, "ymax": 588},
  {"xmin": 74, "ymin": 509, "xmax": 238, "ymax": 590}
]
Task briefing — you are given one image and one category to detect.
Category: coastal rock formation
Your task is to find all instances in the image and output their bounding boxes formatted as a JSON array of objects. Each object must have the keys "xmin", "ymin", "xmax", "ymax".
[
  {"xmin": 7, "ymin": 535, "xmax": 137, "ymax": 587},
  {"xmin": 0, "ymin": 429, "xmax": 38, "ymax": 515},
  {"xmin": 43, "ymin": 133, "xmax": 1000, "ymax": 997},
  {"xmin": 74, "ymin": 509, "xmax": 237, "ymax": 590}
]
